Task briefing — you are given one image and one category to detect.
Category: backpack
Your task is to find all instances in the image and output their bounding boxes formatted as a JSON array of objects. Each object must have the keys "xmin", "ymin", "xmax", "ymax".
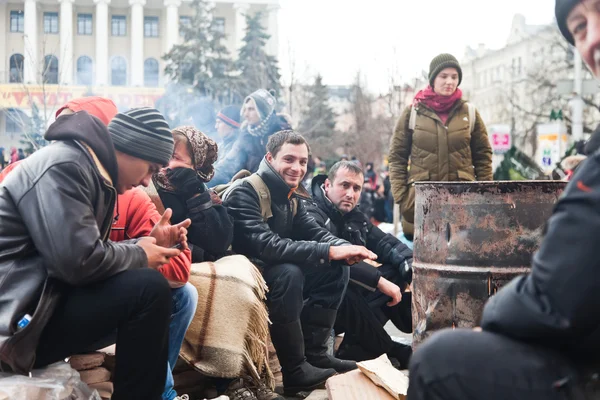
[
  {"xmin": 409, "ymin": 102, "xmax": 476, "ymax": 132},
  {"xmin": 214, "ymin": 170, "xmax": 298, "ymax": 222}
]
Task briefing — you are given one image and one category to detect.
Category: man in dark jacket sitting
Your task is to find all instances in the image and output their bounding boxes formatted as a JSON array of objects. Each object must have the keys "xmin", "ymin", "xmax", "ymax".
[
  {"xmin": 305, "ymin": 161, "xmax": 413, "ymax": 368},
  {"xmin": 407, "ymin": 1, "xmax": 600, "ymax": 398},
  {"xmin": 0, "ymin": 103, "xmax": 187, "ymax": 400},
  {"xmin": 224, "ymin": 130, "xmax": 377, "ymax": 396}
]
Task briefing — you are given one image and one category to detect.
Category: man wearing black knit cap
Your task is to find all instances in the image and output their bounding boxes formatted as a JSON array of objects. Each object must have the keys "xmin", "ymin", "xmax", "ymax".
[
  {"xmin": 0, "ymin": 104, "xmax": 188, "ymax": 400},
  {"xmin": 406, "ymin": 2, "xmax": 600, "ymax": 399}
]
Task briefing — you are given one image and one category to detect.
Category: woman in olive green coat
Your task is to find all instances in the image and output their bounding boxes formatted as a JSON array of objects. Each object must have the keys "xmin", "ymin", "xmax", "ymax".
[{"xmin": 389, "ymin": 53, "xmax": 493, "ymax": 239}]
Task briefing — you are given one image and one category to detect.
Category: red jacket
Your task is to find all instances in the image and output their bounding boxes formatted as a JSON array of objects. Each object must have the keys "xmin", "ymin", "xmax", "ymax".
[{"xmin": 110, "ymin": 188, "xmax": 192, "ymax": 287}]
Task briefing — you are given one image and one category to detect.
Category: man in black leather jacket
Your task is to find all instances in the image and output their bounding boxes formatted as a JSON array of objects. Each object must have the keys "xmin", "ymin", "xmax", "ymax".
[
  {"xmin": 0, "ymin": 103, "xmax": 187, "ymax": 400},
  {"xmin": 224, "ymin": 130, "xmax": 377, "ymax": 396},
  {"xmin": 305, "ymin": 161, "xmax": 413, "ymax": 368},
  {"xmin": 407, "ymin": 2, "xmax": 600, "ymax": 398}
]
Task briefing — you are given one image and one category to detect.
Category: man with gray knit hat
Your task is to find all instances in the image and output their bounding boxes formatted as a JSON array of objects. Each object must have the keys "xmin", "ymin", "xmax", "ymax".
[
  {"xmin": 406, "ymin": 2, "xmax": 600, "ymax": 399},
  {"xmin": 210, "ymin": 89, "xmax": 292, "ymax": 186},
  {"xmin": 0, "ymin": 103, "xmax": 188, "ymax": 400}
]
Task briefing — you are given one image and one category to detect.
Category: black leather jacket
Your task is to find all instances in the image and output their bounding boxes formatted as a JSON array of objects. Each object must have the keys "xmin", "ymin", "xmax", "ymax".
[
  {"xmin": 306, "ymin": 175, "xmax": 413, "ymax": 291},
  {"xmin": 0, "ymin": 112, "xmax": 147, "ymax": 374},
  {"xmin": 224, "ymin": 158, "xmax": 348, "ymax": 268}
]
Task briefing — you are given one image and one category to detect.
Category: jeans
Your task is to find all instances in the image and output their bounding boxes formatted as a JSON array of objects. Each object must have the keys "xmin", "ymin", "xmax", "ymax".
[
  {"xmin": 35, "ymin": 269, "xmax": 171, "ymax": 400},
  {"xmin": 163, "ymin": 283, "xmax": 198, "ymax": 400}
]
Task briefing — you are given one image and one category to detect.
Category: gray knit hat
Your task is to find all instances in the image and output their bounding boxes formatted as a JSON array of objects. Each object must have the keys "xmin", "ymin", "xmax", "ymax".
[
  {"xmin": 245, "ymin": 89, "xmax": 277, "ymax": 120},
  {"xmin": 108, "ymin": 107, "xmax": 174, "ymax": 166},
  {"xmin": 429, "ymin": 53, "xmax": 462, "ymax": 88},
  {"xmin": 555, "ymin": 0, "xmax": 580, "ymax": 45}
]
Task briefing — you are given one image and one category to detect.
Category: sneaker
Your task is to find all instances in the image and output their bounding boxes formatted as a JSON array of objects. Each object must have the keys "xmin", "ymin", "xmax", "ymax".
[
  {"xmin": 223, "ymin": 378, "xmax": 257, "ymax": 400},
  {"xmin": 174, "ymin": 395, "xmax": 190, "ymax": 400}
]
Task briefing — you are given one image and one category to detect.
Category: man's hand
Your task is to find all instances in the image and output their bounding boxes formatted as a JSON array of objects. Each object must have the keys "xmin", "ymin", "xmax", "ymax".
[
  {"xmin": 137, "ymin": 237, "xmax": 182, "ymax": 269},
  {"xmin": 329, "ymin": 245, "xmax": 377, "ymax": 265},
  {"xmin": 377, "ymin": 277, "xmax": 402, "ymax": 306},
  {"xmin": 149, "ymin": 208, "xmax": 191, "ymax": 250}
]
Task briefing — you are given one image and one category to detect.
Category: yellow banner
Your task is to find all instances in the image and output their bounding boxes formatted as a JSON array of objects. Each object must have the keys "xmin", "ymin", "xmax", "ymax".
[{"xmin": 0, "ymin": 84, "xmax": 165, "ymax": 109}]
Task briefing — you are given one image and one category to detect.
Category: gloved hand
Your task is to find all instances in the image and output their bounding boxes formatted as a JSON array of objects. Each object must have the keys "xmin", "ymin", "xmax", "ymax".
[{"xmin": 167, "ymin": 168, "xmax": 207, "ymax": 199}]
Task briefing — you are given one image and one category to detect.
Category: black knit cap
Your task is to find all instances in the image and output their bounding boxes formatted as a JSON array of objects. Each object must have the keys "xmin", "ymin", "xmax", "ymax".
[
  {"xmin": 108, "ymin": 107, "xmax": 174, "ymax": 166},
  {"xmin": 555, "ymin": 0, "xmax": 581, "ymax": 45},
  {"xmin": 429, "ymin": 53, "xmax": 463, "ymax": 88}
]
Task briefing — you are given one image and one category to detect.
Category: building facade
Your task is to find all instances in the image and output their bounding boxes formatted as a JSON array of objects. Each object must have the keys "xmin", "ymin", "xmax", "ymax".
[
  {"xmin": 460, "ymin": 14, "xmax": 584, "ymax": 158},
  {"xmin": 0, "ymin": 0, "xmax": 280, "ymax": 151}
]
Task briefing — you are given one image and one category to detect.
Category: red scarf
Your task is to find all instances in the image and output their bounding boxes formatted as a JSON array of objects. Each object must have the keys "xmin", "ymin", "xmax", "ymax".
[{"xmin": 413, "ymin": 86, "xmax": 463, "ymax": 119}]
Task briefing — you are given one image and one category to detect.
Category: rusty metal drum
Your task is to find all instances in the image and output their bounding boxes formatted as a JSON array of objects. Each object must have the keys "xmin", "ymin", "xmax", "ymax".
[{"xmin": 412, "ymin": 181, "xmax": 566, "ymax": 346}]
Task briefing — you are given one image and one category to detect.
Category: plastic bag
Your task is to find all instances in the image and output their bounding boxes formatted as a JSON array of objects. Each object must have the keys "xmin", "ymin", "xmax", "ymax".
[{"xmin": 0, "ymin": 361, "xmax": 101, "ymax": 400}]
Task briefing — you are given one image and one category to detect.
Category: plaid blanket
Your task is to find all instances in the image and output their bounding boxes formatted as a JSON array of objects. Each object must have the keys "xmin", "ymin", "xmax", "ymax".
[{"xmin": 179, "ymin": 255, "xmax": 274, "ymax": 389}]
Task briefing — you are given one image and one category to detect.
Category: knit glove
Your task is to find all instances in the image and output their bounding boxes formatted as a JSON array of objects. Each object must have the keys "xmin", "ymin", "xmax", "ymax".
[{"xmin": 167, "ymin": 168, "xmax": 207, "ymax": 200}]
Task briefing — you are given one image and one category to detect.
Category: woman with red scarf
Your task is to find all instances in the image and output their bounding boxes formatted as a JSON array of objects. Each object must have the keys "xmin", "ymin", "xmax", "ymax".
[{"xmin": 388, "ymin": 53, "xmax": 493, "ymax": 240}]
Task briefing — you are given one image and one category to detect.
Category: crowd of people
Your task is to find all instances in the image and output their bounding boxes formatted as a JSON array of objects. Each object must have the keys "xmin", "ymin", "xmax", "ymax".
[{"xmin": 1, "ymin": 1, "xmax": 600, "ymax": 399}]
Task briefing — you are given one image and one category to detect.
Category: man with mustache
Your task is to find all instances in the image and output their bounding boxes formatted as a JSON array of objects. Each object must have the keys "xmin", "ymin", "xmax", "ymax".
[{"xmin": 406, "ymin": 1, "xmax": 600, "ymax": 398}]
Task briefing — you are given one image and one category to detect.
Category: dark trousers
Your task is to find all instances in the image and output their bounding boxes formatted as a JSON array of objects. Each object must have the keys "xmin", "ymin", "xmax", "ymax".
[
  {"xmin": 334, "ymin": 285, "xmax": 397, "ymax": 359},
  {"xmin": 262, "ymin": 263, "xmax": 348, "ymax": 324},
  {"xmin": 408, "ymin": 329, "xmax": 595, "ymax": 400},
  {"xmin": 35, "ymin": 269, "xmax": 171, "ymax": 400}
]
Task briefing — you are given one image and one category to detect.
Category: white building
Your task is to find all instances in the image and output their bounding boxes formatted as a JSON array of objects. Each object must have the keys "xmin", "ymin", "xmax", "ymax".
[
  {"xmin": 0, "ymin": 0, "xmax": 280, "ymax": 150},
  {"xmin": 460, "ymin": 14, "xmax": 580, "ymax": 157}
]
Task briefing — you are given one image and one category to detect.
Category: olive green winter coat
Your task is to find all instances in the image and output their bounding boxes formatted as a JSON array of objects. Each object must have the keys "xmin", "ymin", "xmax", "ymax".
[{"xmin": 388, "ymin": 100, "xmax": 493, "ymax": 235}]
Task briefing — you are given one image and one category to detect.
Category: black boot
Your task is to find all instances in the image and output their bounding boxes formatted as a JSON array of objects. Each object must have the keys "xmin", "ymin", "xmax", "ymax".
[
  {"xmin": 270, "ymin": 320, "xmax": 336, "ymax": 395},
  {"xmin": 388, "ymin": 342, "xmax": 412, "ymax": 370},
  {"xmin": 301, "ymin": 307, "xmax": 357, "ymax": 373}
]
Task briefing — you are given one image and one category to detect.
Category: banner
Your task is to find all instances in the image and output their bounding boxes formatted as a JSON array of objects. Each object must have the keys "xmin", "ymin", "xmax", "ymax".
[
  {"xmin": 0, "ymin": 84, "xmax": 165, "ymax": 110},
  {"xmin": 536, "ymin": 122, "xmax": 569, "ymax": 174},
  {"xmin": 488, "ymin": 124, "xmax": 512, "ymax": 155}
]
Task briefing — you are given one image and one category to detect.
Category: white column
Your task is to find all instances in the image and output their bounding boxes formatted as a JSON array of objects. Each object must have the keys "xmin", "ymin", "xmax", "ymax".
[
  {"xmin": 94, "ymin": 0, "xmax": 110, "ymax": 85},
  {"xmin": 130, "ymin": 0, "xmax": 145, "ymax": 86},
  {"xmin": 23, "ymin": 0, "xmax": 38, "ymax": 83},
  {"xmin": 266, "ymin": 4, "xmax": 279, "ymax": 58},
  {"xmin": 0, "ymin": 3, "xmax": 7, "ymax": 83},
  {"xmin": 164, "ymin": 0, "xmax": 180, "ymax": 53},
  {"xmin": 59, "ymin": 0, "xmax": 74, "ymax": 84},
  {"xmin": 233, "ymin": 3, "xmax": 249, "ymax": 52}
]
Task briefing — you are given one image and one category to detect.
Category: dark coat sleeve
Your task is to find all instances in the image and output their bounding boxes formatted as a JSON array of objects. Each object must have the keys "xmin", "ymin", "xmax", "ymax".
[
  {"xmin": 367, "ymin": 223, "xmax": 413, "ymax": 283},
  {"xmin": 184, "ymin": 191, "xmax": 234, "ymax": 256},
  {"xmin": 225, "ymin": 184, "xmax": 333, "ymax": 266},
  {"xmin": 17, "ymin": 163, "xmax": 147, "ymax": 286},
  {"xmin": 303, "ymin": 200, "xmax": 380, "ymax": 290},
  {"xmin": 481, "ymin": 154, "xmax": 600, "ymax": 353}
]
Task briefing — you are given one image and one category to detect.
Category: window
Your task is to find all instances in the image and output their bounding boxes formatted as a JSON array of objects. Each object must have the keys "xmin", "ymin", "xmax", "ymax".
[
  {"xmin": 10, "ymin": 11, "xmax": 24, "ymax": 33},
  {"xmin": 44, "ymin": 12, "xmax": 59, "ymax": 34},
  {"xmin": 144, "ymin": 16, "xmax": 158, "ymax": 37},
  {"xmin": 77, "ymin": 14, "xmax": 93, "ymax": 35},
  {"xmin": 43, "ymin": 55, "xmax": 59, "ymax": 84},
  {"xmin": 77, "ymin": 56, "xmax": 93, "ymax": 85},
  {"xmin": 111, "ymin": 56, "xmax": 127, "ymax": 86},
  {"xmin": 111, "ymin": 15, "xmax": 126, "ymax": 36},
  {"xmin": 214, "ymin": 17, "xmax": 225, "ymax": 34},
  {"xmin": 9, "ymin": 54, "xmax": 24, "ymax": 83},
  {"xmin": 144, "ymin": 58, "xmax": 159, "ymax": 87},
  {"xmin": 179, "ymin": 16, "xmax": 191, "ymax": 36}
]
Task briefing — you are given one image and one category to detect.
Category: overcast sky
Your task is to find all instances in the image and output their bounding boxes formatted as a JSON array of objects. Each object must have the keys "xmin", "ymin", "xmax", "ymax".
[{"xmin": 277, "ymin": 0, "xmax": 556, "ymax": 93}]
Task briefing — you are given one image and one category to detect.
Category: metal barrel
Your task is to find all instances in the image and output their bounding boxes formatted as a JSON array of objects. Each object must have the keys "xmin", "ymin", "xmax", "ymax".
[{"xmin": 411, "ymin": 181, "xmax": 566, "ymax": 346}]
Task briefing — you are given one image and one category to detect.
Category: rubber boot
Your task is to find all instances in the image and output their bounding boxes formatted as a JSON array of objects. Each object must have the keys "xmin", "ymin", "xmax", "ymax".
[
  {"xmin": 270, "ymin": 320, "xmax": 336, "ymax": 395},
  {"xmin": 301, "ymin": 307, "xmax": 357, "ymax": 373}
]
